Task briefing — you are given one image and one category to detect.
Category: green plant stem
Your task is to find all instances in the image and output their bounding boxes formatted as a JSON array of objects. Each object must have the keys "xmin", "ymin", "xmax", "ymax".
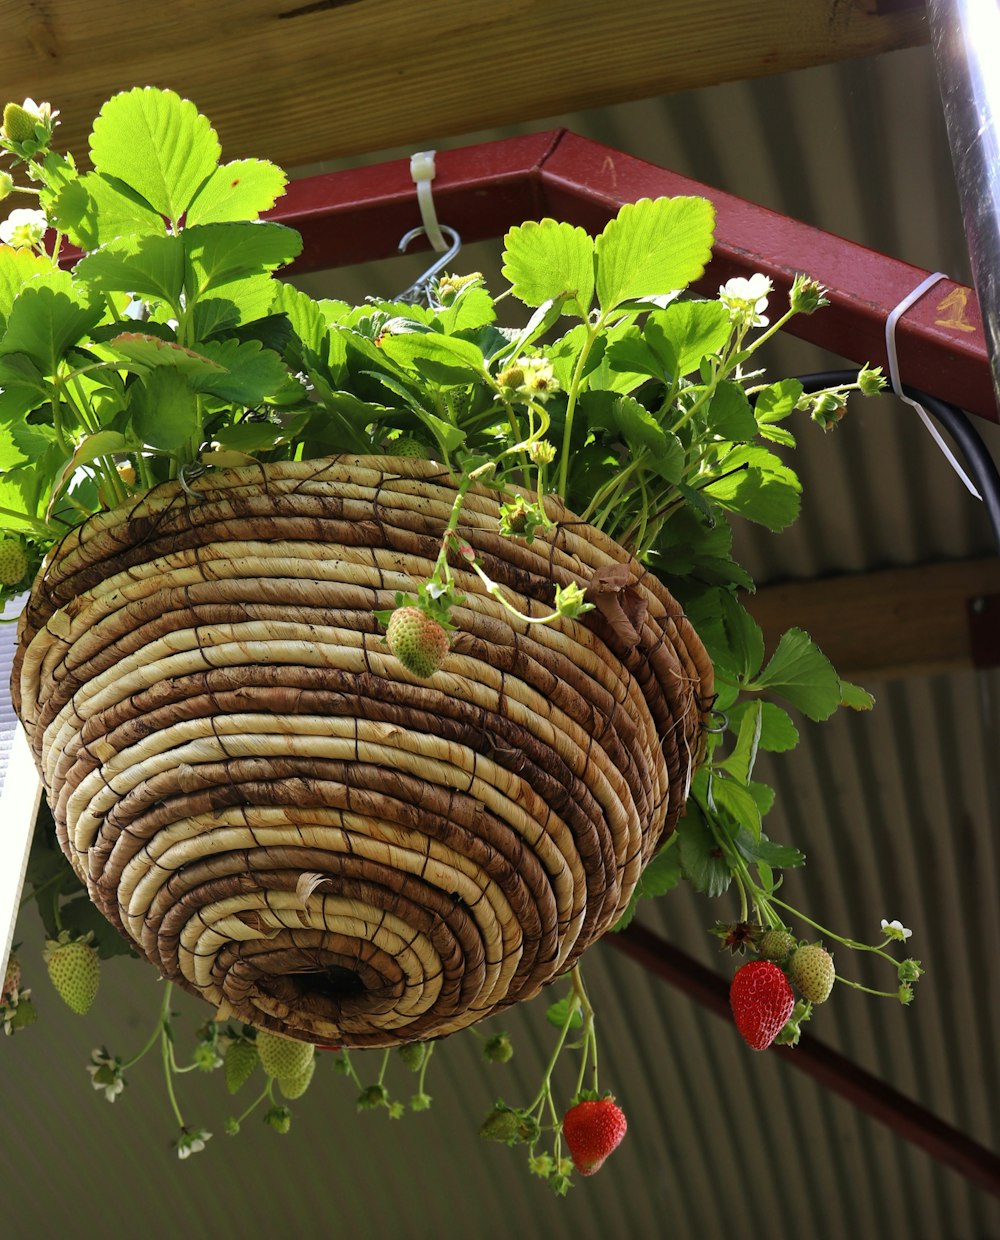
[
  {"xmin": 767, "ymin": 896, "xmax": 901, "ymax": 964},
  {"xmin": 233, "ymin": 1082, "xmax": 272, "ymax": 1126},
  {"xmin": 416, "ymin": 1042, "xmax": 434, "ymax": 1095},
  {"xmin": 557, "ymin": 322, "xmax": 602, "ymax": 497},
  {"xmin": 525, "ymin": 992, "xmax": 582, "ymax": 1115},
  {"xmin": 120, "ymin": 997, "xmax": 171, "ymax": 1071},
  {"xmin": 160, "ymin": 994, "xmax": 185, "ymax": 1129}
]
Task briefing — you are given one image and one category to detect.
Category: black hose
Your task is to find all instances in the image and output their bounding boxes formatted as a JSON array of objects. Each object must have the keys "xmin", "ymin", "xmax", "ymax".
[{"xmin": 796, "ymin": 370, "xmax": 1000, "ymax": 556}]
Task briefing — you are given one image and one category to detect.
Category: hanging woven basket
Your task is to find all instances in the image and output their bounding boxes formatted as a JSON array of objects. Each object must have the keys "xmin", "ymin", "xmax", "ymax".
[{"xmin": 11, "ymin": 456, "xmax": 714, "ymax": 1046}]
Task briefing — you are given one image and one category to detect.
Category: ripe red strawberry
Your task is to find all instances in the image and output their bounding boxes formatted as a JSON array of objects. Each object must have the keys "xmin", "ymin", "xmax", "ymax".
[
  {"xmin": 562, "ymin": 1097, "xmax": 627, "ymax": 1176},
  {"xmin": 386, "ymin": 605, "xmax": 449, "ymax": 677},
  {"xmin": 789, "ymin": 943, "xmax": 836, "ymax": 1004},
  {"xmin": 730, "ymin": 960, "xmax": 795, "ymax": 1051},
  {"xmin": 43, "ymin": 933, "xmax": 100, "ymax": 1015}
]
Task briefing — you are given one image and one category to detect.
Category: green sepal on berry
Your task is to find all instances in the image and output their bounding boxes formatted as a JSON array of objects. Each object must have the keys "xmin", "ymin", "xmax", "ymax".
[{"xmin": 264, "ymin": 1105, "xmax": 292, "ymax": 1134}]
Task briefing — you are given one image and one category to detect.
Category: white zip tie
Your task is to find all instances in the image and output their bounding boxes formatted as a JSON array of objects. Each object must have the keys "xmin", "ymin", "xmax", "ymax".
[
  {"xmin": 409, "ymin": 151, "xmax": 447, "ymax": 253},
  {"xmin": 885, "ymin": 271, "xmax": 982, "ymax": 499}
]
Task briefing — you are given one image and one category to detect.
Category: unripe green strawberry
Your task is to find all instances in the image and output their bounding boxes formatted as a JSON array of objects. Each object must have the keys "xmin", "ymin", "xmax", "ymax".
[
  {"xmin": 0, "ymin": 539, "xmax": 29, "ymax": 587},
  {"xmin": 386, "ymin": 605, "xmax": 449, "ymax": 677},
  {"xmin": 483, "ymin": 1032, "xmax": 513, "ymax": 1063},
  {"xmin": 43, "ymin": 933, "xmax": 100, "ymax": 1015},
  {"xmin": 278, "ymin": 1056, "xmax": 316, "ymax": 1099},
  {"xmin": 224, "ymin": 1040, "xmax": 259, "ymax": 1094},
  {"xmin": 562, "ymin": 1097, "xmax": 628, "ymax": 1176},
  {"xmin": 789, "ymin": 943, "xmax": 836, "ymax": 1004},
  {"xmin": 397, "ymin": 1041, "xmax": 426, "ymax": 1071},
  {"xmin": 730, "ymin": 959, "xmax": 795, "ymax": 1051},
  {"xmin": 2, "ymin": 103, "xmax": 39, "ymax": 143},
  {"xmin": 386, "ymin": 436, "xmax": 429, "ymax": 458},
  {"xmin": 255, "ymin": 1030, "xmax": 315, "ymax": 1079},
  {"xmin": 758, "ymin": 929, "xmax": 797, "ymax": 963}
]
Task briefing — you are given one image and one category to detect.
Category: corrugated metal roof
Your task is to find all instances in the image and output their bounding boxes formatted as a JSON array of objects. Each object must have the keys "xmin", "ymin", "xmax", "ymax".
[{"xmin": 3, "ymin": 42, "xmax": 999, "ymax": 1240}]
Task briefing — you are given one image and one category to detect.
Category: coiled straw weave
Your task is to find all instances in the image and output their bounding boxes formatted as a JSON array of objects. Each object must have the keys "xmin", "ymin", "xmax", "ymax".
[{"xmin": 12, "ymin": 457, "xmax": 713, "ymax": 1046}]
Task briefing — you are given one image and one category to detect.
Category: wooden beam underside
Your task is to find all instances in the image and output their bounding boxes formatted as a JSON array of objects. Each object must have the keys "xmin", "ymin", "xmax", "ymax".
[
  {"xmin": 745, "ymin": 556, "xmax": 1000, "ymax": 681},
  {"xmin": 3, "ymin": 1, "xmax": 928, "ymax": 168}
]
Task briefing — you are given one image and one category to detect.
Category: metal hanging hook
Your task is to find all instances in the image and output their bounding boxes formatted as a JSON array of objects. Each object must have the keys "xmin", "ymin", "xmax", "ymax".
[{"xmin": 396, "ymin": 224, "xmax": 462, "ymax": 306}]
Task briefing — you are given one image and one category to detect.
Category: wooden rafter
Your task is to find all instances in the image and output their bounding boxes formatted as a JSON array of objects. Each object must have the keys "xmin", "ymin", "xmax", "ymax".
[
  {"xmin": 3, "ymin": 1, "xmax": 928, "ymax": 168},
  {"xmin": 745, "ymin": 557, "xmax": 1000, "ymax": 681}
]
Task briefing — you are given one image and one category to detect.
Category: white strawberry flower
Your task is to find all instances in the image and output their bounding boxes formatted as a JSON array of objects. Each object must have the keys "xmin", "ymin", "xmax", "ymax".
[
  {"xmin": 0, "ymin": 206, "xmax": 47, "ymax": 249},
  {"xmin": 719, "ymin": 273, "xmax": 773, "ymax": 327},
  {"xmin": 86, "ymin": 1047, "xmax": 125, "ymax": 1101},
  {"xmin": 880, "ymin": 918, "xmax": 912, "ymax": 941},
  {"xmin": 175, "ymin": 1128, "xmax": 211, "ymax": 1158}
]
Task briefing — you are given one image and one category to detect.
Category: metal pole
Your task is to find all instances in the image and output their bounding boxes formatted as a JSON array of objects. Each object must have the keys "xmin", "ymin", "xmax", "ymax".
[{"xmin": 927, "ymin": 0, "xmax": 1000, "ymax": 411}]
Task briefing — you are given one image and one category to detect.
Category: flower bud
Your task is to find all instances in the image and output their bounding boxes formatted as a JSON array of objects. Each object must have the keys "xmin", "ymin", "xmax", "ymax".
[
  {"xmin": 858, "ymin": 364, "xmax": 886, "ymax": 396},
  {"xmin": 0, "ymin": 171, "xmax": 13, "ymax": 202},
  {"xmin": 789, "ymin": 274, "xmax": 829, "ymax": 315}
]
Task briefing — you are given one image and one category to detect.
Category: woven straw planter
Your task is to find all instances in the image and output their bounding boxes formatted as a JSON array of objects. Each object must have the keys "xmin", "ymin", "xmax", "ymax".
[{"xmin": 12, "ymin": 456, "xmax": 713, "ymax": 1046}]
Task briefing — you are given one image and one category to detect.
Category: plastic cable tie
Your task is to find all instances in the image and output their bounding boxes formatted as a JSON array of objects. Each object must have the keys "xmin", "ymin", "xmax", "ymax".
[
  {"xmin": 885, "ymin": 271, "xmax": 981, "ymax": 500},
  {"xmin": 410, "ymin": 151, "xmax": 447, "ymax": 253}
]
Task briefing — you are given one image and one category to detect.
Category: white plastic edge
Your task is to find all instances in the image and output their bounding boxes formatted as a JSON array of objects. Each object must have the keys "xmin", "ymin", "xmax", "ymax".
[{"xmin": 0, "ymin": 726, "xmax": 42, "ymax": 984}]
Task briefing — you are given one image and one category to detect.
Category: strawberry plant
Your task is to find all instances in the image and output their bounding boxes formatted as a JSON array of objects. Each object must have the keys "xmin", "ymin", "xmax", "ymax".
[{"xmin": 2, "ymin": 88, "xmax": 923, "ymax": 1184}]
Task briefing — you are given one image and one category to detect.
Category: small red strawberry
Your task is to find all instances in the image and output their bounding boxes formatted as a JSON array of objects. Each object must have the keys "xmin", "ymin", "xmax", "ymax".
[
  {"xmin": 386, "ymin": 605, "xmax": 450, "ymax": 677},
  {"xmin": 43, "ymin": 933, "xmax": 100, "ymax": 1015},
  {"xmin": 730, "ymin": 959, "xmax": 795, "ymax": 1051},
  {"xmin": 789, "ymin": 943, "xmax": 836, "ymax": 1004},
  {"xmin": 562, "ymin": 1097, "xmax": 627, "ymax": 1176}
]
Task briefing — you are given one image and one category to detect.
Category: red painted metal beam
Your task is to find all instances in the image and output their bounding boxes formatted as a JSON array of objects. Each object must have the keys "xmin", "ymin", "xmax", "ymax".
[
  {"xmin": 610, "ymin": 922, "xmax": 1000, "ymax": 1200},
  {"xmin": 271, "ymin": 129, "xmax": 997, "ymax": 423}
]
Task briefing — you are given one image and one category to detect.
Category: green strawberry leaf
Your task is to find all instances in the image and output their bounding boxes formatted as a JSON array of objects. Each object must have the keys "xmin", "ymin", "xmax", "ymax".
[
  {"xmin": 89, "ymin": 86, "xmax": 221, "ymax": 223},
  {"xmin": 0, "ymin": 285, "xmax": 104, "ymax": 375},
  {"xmin": 378, "ymin": 332, "xmax": 487, "ymax": 385},
  {"xmin": 677, "ymin": 801, "xmax": 732, "ymax": 897},
  {"xmin": 710, "ymin": 776, "xmax": 763, "ymax": 842},
  {"xmin": 127, "ymin": 367, "xmax": 199, "ymax": 451},
  {"xmin": 644, "ymin": 299, "xmax": 732, "ymax": 379},
  {"xmin": 545, "ymin": 996, "xmax": 583, "ymax": 1030},
  {"xmin": 501, "ymin": 219, "xmax": 595, "ymax": 316},
  {"xmin": 727, "ymin": 700, "xmax": 799, "ymax": 752},
  {"xmin": 748, "ymin": 628, "xmax": 843, "ymax": 721},
  {"xmin": 840, "ymin": 679, "xmax": 876, "ymax": 711},
  {"xmin": 595, "ymin": 197, "xmax": 715, "ymax": 313},
  {"xmin": 705, "ymin": 381, "xmax": 757, "ymax": 442},
  {"xmin": 183, "ymin": 221, "xmax": 303, "ymax": 295},
  {"xmin": 703, "ymin": 445, "xmax": 802, "ymax": 531},
  {"xmin": 75, "ymin": 234, "xmax": 186, "ymax": 310},
  {"xmin": 734, "ymin": 829, "xmax": 806, "ymax": 869},
  {"xmin": 185, "ymin": 159, "xmax": 288, "ymax": 225},
  {"xmin": 719, "ymin": 700, "xmax": 763, "ymax": 784}
]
